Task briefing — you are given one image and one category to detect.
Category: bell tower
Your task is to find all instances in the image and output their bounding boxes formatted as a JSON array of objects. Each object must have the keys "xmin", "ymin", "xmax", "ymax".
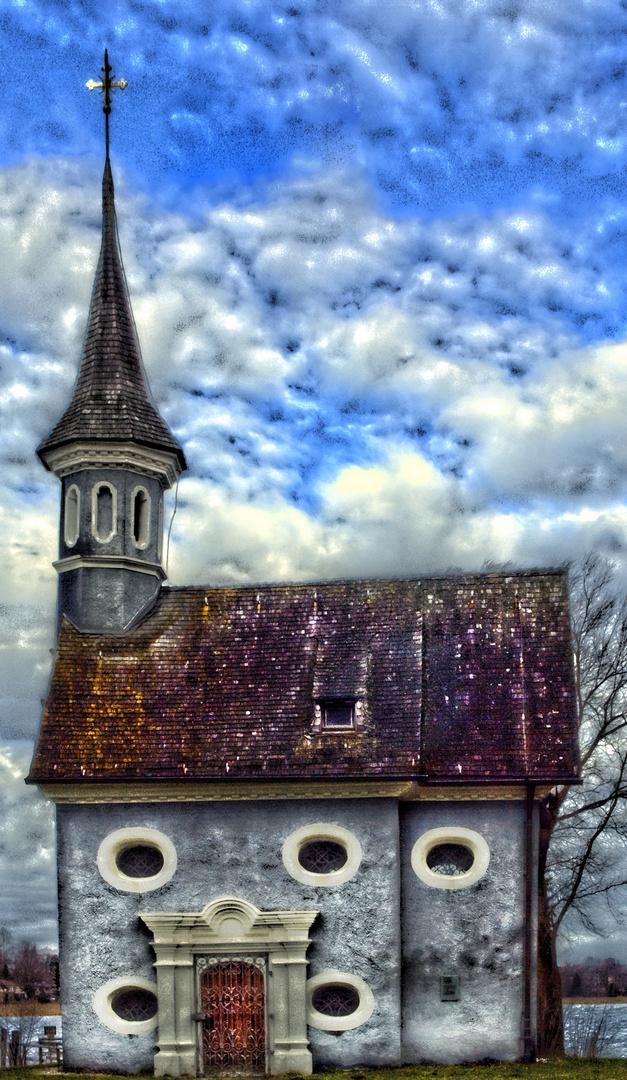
[{"xmin": 37, "ymin": 52, "xmax": 186, "ymax": 634}]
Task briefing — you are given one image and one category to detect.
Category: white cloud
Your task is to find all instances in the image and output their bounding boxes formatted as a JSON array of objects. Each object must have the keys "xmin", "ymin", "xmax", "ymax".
[
  {"xmin": 3, "ymin": 155, "xmax": 627, "ymax": 609},
  {"xmin": 444, "ymin": 339, "xmax": 627, "ymax": 500},
  {"xmin": 169, "ymin": 445, "xmax": 627, "ymax": 591},
  {"xmin": 0, "ymin": 742, "xmax": 56, "ymax": 948}
]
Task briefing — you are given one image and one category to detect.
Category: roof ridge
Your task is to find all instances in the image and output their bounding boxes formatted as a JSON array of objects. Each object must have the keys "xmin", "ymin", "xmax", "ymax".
[{"xmin": 159, "ymin": 567, "xmax": 569, "ymax": 593}]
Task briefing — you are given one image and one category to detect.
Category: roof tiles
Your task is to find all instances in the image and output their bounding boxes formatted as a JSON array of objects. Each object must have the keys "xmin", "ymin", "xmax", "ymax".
[{"xmin": 28, "ymin": 569, "xmax": 579, "ymax": 785}]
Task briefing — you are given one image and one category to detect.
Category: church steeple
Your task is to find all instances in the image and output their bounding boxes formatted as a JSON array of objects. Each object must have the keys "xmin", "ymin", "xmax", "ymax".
[
  {"xmin": 39, "ymin": 50, "xmax": 185, "ymax": 474},
  {"xmin": 39, "ymin": 157, "xmax": 185, "ymax": 469},
  {"xmin": 38, "ymin": 53, "xmax": 186, "ymax": 635}
]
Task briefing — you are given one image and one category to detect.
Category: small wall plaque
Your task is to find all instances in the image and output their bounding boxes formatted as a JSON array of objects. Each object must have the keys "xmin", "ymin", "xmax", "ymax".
[{"xmin": 440, "ymin": 975, "xmax": 460, "ymax": 1001}]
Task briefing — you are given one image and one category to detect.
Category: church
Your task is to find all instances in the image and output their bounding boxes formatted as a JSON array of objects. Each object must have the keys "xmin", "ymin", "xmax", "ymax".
[{"xmin": 27, "ymin": 56, "xmax": 579, "ymax": 1075}]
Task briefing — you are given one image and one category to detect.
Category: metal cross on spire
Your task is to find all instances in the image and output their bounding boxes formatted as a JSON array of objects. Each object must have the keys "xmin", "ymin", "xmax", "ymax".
[{"xmin": 86, "ymin": 50, "xmax": 127, "ymax": 158}]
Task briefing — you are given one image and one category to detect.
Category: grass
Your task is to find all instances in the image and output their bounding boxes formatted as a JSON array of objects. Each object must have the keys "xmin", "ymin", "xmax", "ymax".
[
  {"xmin": 0, "ymin": 1005, "xmax": 61, "ymax": 1017},
  {"xmin": 3, "ymin": 1064, "xmax": 627, "ymax": 1080},
  {"xmin": 564, "ymin": 998, "xmax": 627, "ymax": 1005}
]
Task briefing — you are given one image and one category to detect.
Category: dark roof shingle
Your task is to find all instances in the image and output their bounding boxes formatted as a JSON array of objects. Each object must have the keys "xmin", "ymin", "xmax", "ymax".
[
  {"xmin": 38, "ymin": 159, "xmax": 185, "ymax": 469},
  {"xmin": 28, "ymin": 570, "xmax": 579, "ymax": 785}
]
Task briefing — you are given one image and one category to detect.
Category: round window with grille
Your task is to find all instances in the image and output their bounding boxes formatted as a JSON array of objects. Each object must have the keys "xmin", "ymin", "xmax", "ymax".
[
  {"xmin": 282, "ymin": 824, "xmax": 362, "ymax": 886},
  {"xmin": 116, "ymin": 844, "xmax": 165, "ymax": 879},
  {"xmin": 93, "ymin": 976, "xmax": 159, "ymax": 1034},
  {"xmin": 411, "ymin": 827, "xmax": 490, "ymax": 890},
  {"xmin": 111, "ymin": 987, "xmax": 158, "ymax": 1022},
  {"xmin": 298, "ymin": 840, "xmax": 348, "ymax": 874},
  {"xmin": 97, "ymin": 827, "xmax": 177, "ymax": 893},
  {"xmin": 426, "ymin": 842, "xmax": 474, "ymax": 876},
  {"xmin": 307, "ymin": 971, "xmax": 375, "ymax": 1031},
  {"xmin": 311, "ymin": 983, "xmax": 359, "ymax": 1016}
]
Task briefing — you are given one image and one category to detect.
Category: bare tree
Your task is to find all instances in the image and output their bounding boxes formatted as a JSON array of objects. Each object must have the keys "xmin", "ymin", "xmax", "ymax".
[
  {"xmin": 537, "ymin": 553, "xmax": 627, "ymax": 1054},
  {"xmin": 5, "ymin": 999, "xmax": 42, "ymax": 1065},
  {"xmin": 11, "ymin": 943, "xmax": 57, "ymax": 1000}
]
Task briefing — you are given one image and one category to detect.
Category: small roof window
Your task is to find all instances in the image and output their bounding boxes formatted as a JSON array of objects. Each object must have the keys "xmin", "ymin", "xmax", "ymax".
[{"xmin": 319, "ymin": 699, "xmax": 355, "ymax": 730}]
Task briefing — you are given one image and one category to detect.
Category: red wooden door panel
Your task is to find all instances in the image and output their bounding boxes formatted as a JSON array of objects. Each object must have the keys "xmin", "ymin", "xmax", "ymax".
[{"xmin": 200, "ymin": 959, "xmax": 266, "ymax": 1075}]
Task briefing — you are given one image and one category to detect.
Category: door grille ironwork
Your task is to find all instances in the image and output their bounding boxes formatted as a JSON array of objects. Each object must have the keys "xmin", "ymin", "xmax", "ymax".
[{"xmin": 198, "ymin": 957, "xmax": 266, "ymax": 1075}]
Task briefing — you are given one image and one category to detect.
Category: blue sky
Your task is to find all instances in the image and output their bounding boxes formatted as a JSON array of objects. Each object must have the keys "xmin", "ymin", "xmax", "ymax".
[{"xmin": 2, "ymin": 0, "xmax": 627, "ymax": 956}]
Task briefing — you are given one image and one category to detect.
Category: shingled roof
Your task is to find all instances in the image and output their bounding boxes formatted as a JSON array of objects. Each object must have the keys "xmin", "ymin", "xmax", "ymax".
[
  {"xmin": 37, "ymin": 158, "xmax": 186, "ymax": 470},
  {"xmin": 28, "ymin": 569, "xmax": 579, "ymax": 785}
]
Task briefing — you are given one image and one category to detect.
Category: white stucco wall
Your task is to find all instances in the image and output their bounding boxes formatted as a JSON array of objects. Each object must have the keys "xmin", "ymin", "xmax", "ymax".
[
  {"xmin": 400, "ymin": 799, "xmax": 535, "ymax": 1064},
  {"xmin": 56, "ymin": 797, "xmax": 401, "ymax": 1073}
]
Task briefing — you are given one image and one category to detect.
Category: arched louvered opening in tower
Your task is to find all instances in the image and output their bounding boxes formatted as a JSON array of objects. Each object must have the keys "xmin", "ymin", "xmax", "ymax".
[{"xmin": 132, "ymin": 487, "xmax": 151, "ymax": 548}]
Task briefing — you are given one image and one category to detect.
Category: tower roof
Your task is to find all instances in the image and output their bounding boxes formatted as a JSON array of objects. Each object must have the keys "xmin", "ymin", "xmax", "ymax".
[{"xmin": 38, "ymin": 157, "xmax": 186, "ymax": 472}]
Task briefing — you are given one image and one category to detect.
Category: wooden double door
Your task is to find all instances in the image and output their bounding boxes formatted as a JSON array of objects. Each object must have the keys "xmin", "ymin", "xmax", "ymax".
[{"xmin": 197, "ymin": 957, "xmax": 267, "ymax": 1076}]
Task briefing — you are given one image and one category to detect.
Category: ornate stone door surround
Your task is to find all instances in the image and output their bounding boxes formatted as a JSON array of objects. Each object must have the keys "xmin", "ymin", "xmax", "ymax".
[{"xmin": 141, "ymin": 897, "xmax": 319, "ymax": 1077}]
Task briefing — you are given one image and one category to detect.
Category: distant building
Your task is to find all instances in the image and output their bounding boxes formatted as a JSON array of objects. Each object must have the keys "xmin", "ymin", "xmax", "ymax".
[
  {"xmin": 27, "ymin": 93, "xmax": 580, "ymax": 1074},
  {"xmin": 0, "ymin": 981, "xmax": 27, "ymax": 1003}
]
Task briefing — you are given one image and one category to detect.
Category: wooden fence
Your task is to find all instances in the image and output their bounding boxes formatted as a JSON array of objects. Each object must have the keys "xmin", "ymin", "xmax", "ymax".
[{"xmin": 0, "ymin": 1024, "xmax": 62, "ymax": 1067}]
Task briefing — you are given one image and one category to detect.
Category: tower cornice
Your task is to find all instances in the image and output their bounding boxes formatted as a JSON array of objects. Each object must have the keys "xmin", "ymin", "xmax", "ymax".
[
  {"xmin": 53, "ymin": 553, "xmax": 167, "ymax": 580},
  {"xmin": 40, "ymin": 440, "xmax": 183, "ymax": 489}
]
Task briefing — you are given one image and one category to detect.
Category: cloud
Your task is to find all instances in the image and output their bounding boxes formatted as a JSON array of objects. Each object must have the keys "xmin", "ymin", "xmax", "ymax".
[
  {"xmin": 3, "ymin": 155, "xmax": 627, "ymax": 609},
  {"xmin": 3, "ymin": 0, "xmax": 627, "ymax": 217},
  {"xmin": 170, "ymin": 445, "xmax": 627, "ymax": 590},
  {"xmin": 0, "ymin": 743, "xmax": 56, "ymax": 948},
  {"xmin": 443, "ymin": 339, "xmax": 627, "ymax": 502},
  {"xmin": 0, "ymin": 606, "xmax": 54, "ymax": 742}
]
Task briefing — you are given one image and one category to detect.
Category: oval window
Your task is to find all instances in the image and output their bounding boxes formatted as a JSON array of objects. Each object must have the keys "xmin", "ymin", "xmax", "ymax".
[
  {"xmin": 307, "ymin": 971, "xmax": 375, "ymax": 1031},
  {"xmin": 426, "ymin": 843, "xmax": 474, "ymax": 876},
  {"xmin": 132, "ymin": 488, "xmax": 151, "ymax": 548},
  {"xmin": 311, "ymin": 984, "xmax": 360, "ymax": 1017},
  {"xmin": 111, "ymin": 987, "xmax": 158, "ymax": 1022},
  {"xmin": 282, "ymin": 824, "xmax": 362, "ymax": 886},
  {"xmin": 93, "ymin": 976, "xmax": 159, "ymax": 1034},
  {"xmin": 64, "ymin": 485, "xmax": 80, "ymax": 547},
  {"xmin": 97, "ymin": 827, "xmax": 177, "ymax": 893},
  {"xmin": 299, "ymin": 840, "xmax": 348, "ymax": 874},
  {"xmin": 411, "ymin": 827, "xmax": 490, "ymax": 890},
  {"xmin": 116, "ymin": 844, "xmax": 164, "ymax": 879},
  {"xmin": 92, "ymin": 483, "xmax": 116, "ymax": 543}
]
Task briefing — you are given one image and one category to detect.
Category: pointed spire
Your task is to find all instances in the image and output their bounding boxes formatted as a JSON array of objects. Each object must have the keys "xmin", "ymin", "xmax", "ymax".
[{"xmin": 38, "ymin": 78, "xmax": 185, "ymax": 473}]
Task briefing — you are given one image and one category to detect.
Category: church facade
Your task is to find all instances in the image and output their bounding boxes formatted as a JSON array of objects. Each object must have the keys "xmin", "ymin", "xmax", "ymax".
[{"xmin": 27, "ymin": 117, "xmax": 579, "ymax": 1073}]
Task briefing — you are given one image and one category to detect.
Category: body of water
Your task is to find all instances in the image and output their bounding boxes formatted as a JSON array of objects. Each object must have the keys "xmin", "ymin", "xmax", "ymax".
[
  {"xmin": 0, "ymin": 1015, "xmax": 62, "ymax": 1064},
  {"xmin": 563, "ymin": 1003, "xmax": 627, "ymax": 1057}
]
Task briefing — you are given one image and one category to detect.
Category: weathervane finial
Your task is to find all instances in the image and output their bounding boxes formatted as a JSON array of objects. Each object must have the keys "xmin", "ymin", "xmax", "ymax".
[{"xmin": 86, "ymin": 50, "xmax": 127, "ymax": 158}]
